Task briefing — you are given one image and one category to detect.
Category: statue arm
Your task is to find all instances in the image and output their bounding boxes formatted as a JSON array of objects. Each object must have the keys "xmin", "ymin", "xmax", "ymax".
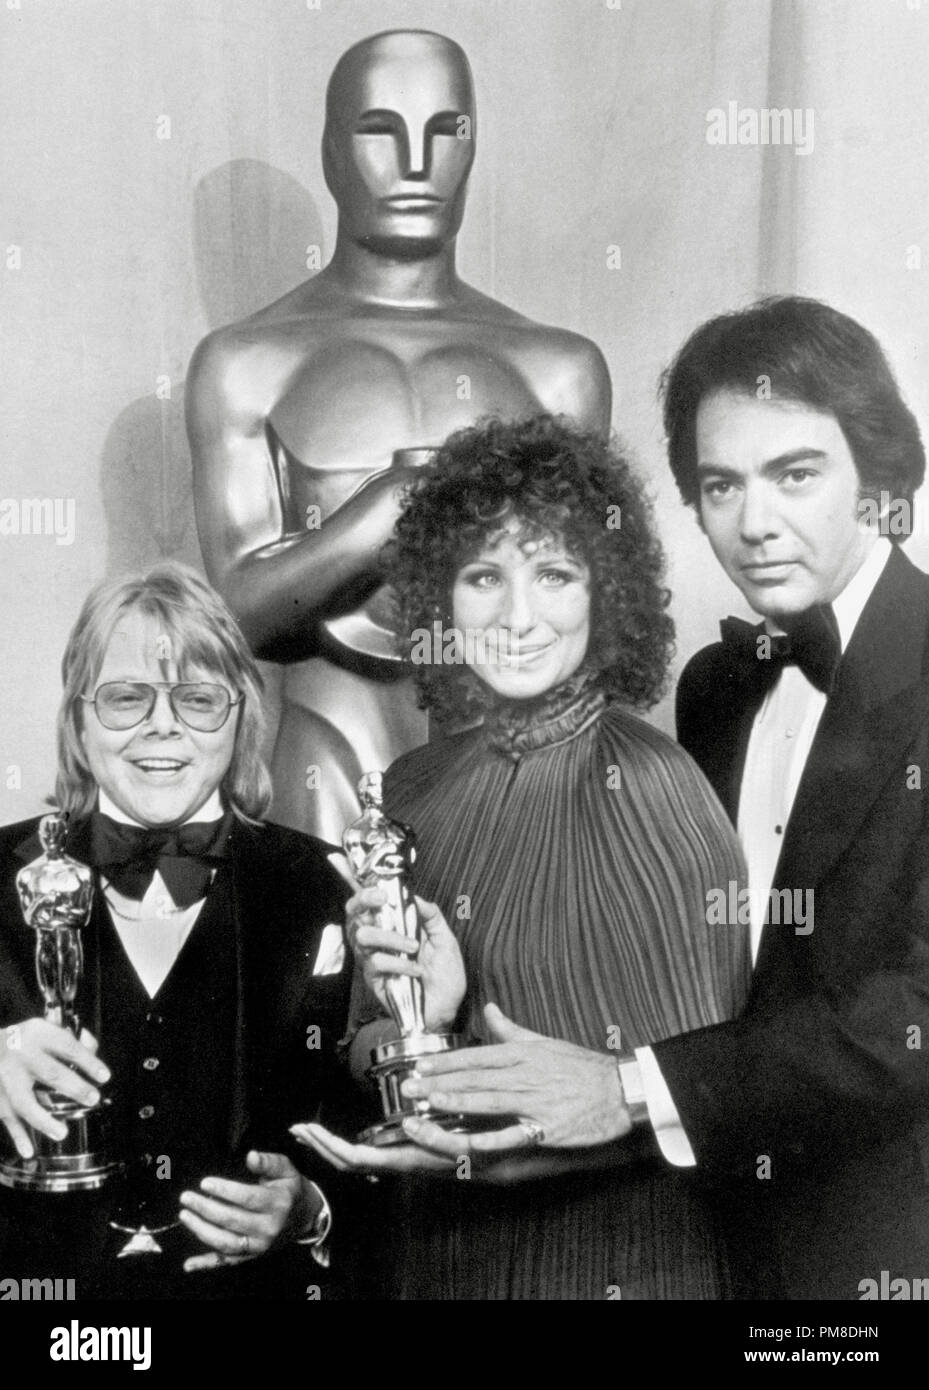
[{"xmin": 186, "ymin": 332, "xmax": 413, "ymax": 661}]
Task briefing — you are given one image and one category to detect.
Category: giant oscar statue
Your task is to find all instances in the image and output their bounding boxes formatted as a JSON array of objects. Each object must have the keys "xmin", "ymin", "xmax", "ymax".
[{"xmin": 186, "ymin": 28, "xmax": 611, "ymax": 843}]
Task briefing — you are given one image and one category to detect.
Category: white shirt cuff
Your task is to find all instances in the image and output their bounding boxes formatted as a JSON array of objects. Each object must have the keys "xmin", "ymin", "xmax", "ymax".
[{"xmin": 635, "ymin": 1045, "xmax": 697, "ymax": 1168}]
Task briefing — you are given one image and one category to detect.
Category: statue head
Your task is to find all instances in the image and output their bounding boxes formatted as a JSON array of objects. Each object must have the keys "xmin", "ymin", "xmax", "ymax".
[{"xmin": 323, "ymin": 30, "xmax": 476, "ymax": 258}]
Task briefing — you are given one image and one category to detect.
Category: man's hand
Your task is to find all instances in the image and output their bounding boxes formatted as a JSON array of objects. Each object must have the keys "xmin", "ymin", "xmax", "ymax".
[
  {"xmin": 347, "ymin": 888, "xmax": 466, "ymax": 1031},
  {"xmin": 396, "ymin": 1003, "xmax": 632, "ymax": 1156},
  {"xmin": 179, "ymin": 1150, "xmax": 318, "ymax": 1273},
  {"xmin": 0, "ymin": 1018, "xmax": 110, "ymax": 1157}
]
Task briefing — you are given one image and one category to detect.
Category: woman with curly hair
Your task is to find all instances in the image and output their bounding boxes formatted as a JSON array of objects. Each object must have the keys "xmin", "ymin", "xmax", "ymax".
[{"xmin": 299, "ymin": 414, "xmax": 750, "ymax": 1300}]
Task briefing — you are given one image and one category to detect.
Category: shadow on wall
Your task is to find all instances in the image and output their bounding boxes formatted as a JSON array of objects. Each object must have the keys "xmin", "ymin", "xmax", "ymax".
[{"xmin": 100, "ymin": 158, "xmax": 326, "ymax": 579}]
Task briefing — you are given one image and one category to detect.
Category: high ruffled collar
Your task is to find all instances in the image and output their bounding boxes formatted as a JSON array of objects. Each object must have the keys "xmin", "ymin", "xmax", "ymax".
[{"xmin": 484, "ymin": 669, "xmax": 607, "ymax": 760}]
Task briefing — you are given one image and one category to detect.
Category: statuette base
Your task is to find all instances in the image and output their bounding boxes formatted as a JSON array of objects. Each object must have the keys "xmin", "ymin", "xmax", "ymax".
[
  {"xmin": 360, "ymin": 1031, "xmax": 473, "ymax": 1147},
  {"xmin": 0, "ymin": 1098, "xmax": 123, "ymax": 1192}
]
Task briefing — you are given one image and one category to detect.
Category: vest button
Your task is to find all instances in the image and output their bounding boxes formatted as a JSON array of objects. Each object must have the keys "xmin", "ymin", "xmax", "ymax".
[
  {"xmin": 142, "ymin": 1057, "xmax": 160, "ymax": 1071},
  {"xmin": 138, "ymin": 1105, "xmax": 155, "ymax": 1119}
]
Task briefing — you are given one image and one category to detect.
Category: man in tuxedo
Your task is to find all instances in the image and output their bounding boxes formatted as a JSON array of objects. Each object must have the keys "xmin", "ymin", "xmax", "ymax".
[
  {"xmin": 650, "ymin": 295, "xmax": 929, "ymax": 1298},
  {"xmin": 367, "ymin": 297, "xmax": 929, "ymax": 1303},
  {"xmin": 0, "ymin": 563, "xmax": 356, "ymax": 1299}
]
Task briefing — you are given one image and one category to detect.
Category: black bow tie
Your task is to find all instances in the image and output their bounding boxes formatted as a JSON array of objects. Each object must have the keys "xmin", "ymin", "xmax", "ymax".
[
  {"xmin": 720, "ymin": 604, "xmax": 841, "ymax": 697},
  {"xmin": 88, "ymin": 811, "xmax": 232, "ymax": 909}
]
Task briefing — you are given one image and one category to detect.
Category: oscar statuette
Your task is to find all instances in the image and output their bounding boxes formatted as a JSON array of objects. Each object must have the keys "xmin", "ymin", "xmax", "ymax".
[
  {"xmin": 343, "ymin": 771, "xmax": 468, "ymax": 1146},
  {"xmin": 0, "ymin": 812, "xmax": 121, "ymax": 1191}
]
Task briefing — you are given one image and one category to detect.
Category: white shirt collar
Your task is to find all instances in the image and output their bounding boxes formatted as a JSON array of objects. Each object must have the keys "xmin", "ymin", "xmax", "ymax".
[
  {"xmin": 97, "ymin": 788, "xmax": 225, "ymax": 828},
  {"xmin": 763, "ymin": 536, "xmax": 892, "ymax": 654},
  {"xmin": 830, "ymin": 536, "xmax": 892, "ymax": 653}
]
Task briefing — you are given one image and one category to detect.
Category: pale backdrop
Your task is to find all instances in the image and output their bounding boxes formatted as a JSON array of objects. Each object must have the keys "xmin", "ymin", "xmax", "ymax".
[{"xmin": 1, "ymin": 0, "xmax": 928, "ymax": 822}]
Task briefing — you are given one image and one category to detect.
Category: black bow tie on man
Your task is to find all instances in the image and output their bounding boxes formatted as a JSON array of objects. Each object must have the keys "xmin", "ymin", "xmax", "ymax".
[
  {"xmin": 88, "ymin": 811, "xmax": 233, "ymax": 909},
  {"xmin": 720, "ymin": 603, "xmax": 841, "ymax": 697}
]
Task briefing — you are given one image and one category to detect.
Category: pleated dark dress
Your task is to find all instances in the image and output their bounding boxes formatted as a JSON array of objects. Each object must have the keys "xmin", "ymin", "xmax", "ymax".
[{"xmin": 367, "ymin": 674, "xmax": 750, "ymax": 1300}]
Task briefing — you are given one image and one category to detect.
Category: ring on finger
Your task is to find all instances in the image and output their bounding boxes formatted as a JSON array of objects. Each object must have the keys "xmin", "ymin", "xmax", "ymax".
[
  {"xmin": 518, "ymin": 1119, "xmax": 545, "ymax": 1148},
  {"xmin": 238, "ymin": 1233, "xmax": 250, "ymax": 1256}
]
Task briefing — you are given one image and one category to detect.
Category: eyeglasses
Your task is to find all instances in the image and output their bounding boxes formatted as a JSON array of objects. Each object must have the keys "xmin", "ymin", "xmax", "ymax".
[{"xmin": 81, "ymin": 682, "xmax": 242, "ymax": 732}]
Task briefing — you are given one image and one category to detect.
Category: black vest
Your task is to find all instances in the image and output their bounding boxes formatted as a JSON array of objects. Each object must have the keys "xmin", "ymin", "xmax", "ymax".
[
  {"xmin": 0, "ymin": 815, "xmax": 351, "ymax": 1300},
  {"xmin": 95, "ymin": 868, "xmax": 240, "ymax": 1233}
]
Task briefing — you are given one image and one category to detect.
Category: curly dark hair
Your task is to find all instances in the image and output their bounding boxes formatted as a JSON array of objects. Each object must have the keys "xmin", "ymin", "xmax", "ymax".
[{"xmin": 381, "ymin": 414, "xmax": 674, "ymax": 725}]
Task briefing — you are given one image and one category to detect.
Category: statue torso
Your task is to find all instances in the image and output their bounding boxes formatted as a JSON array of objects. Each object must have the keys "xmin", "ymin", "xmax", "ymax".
[
  {"xmin": 205, "ymin": 283, "xmax": 601, "ymax": 703},
  {"xmin": 251, "ymin": 310, "xmax": 572, "ymax": 522},
  {"xmin": 226, "ymin": 282, "xmax": 586, "ymax": 522}
]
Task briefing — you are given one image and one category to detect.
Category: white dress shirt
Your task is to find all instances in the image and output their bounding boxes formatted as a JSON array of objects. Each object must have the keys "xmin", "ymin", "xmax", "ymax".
[
  {"xmin": 97, "ymin": 788, "xmax": 332, "ymax": 1253},
  {"xmin": 634, "ymin": 539, "xmax": 893, "ymax": 1165},
  {"xmin": 98, "ymin": 788, "xmax": 222, "ymax": 998}
]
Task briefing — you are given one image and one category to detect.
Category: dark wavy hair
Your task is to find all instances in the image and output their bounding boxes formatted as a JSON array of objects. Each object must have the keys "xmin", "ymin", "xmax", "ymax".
[
  {"xmin": 660, "ymin": 295, "xmax": 925, "ymax": 540},
  {"xmin": 381, "ymin": 414, "xmax": 674, "ymax": 725}
]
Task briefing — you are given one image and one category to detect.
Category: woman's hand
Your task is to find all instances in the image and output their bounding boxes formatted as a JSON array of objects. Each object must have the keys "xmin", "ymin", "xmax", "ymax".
[
  {"xmin": 290, "ymin": 1120, "xmax": 625, "ymax": 1187},
  {"xmin": 0, "ymin": 1018, "xmax": 110, "ymax": 1157},
  {"xmin": 179, "ymin": 1150, "xmax": 319, "ymax": 1272},
  {"xmin": 291, "ymin": 1120, "xmax": 457, "ymax": 1177},
  {"xmin": 347, "ymin": 888, "xmax": 466, "ymax": 1031}
]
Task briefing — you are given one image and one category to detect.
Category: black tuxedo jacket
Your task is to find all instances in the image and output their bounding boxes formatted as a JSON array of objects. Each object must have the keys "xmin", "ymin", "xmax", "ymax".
[
  {"xmin": 0, "ymin": 814, "xmax": 356, "ymax": 1297},
  {"xmin": 659, "ymin": 546, "xmax": 929, "ymax": 1299}
]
